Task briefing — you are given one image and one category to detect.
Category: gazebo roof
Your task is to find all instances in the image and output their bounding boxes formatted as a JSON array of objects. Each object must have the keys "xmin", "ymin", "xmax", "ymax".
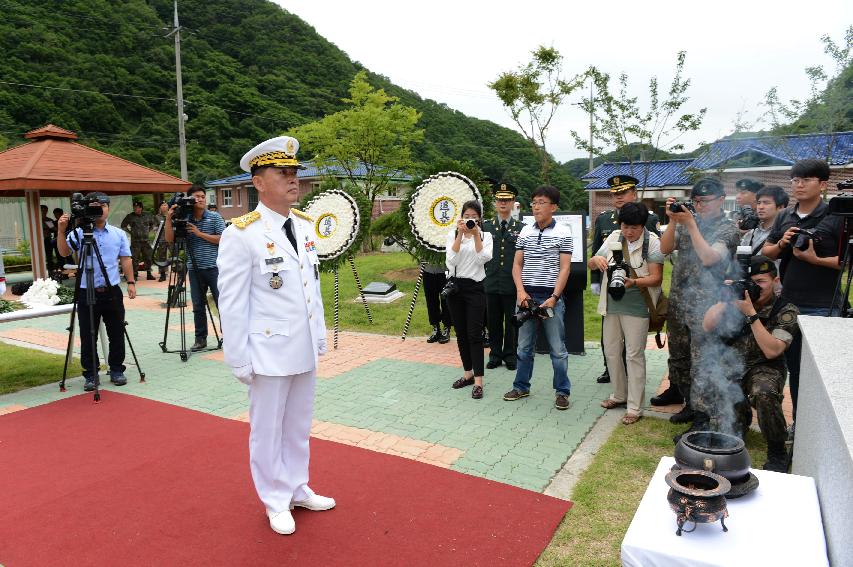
[{"xmin": 0, "ymin": 124, "xmax": 191, "ymax": 196}]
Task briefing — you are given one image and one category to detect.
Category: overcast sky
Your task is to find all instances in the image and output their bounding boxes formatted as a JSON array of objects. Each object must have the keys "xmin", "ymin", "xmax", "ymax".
[{"xmin": 276, "ymin": 0, "xmax": 851, "ymax": 162}]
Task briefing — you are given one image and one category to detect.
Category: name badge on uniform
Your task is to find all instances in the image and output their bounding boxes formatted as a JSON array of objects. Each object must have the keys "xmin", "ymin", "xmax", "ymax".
[{"xmin": 265, "ymin": 257, "xmax": 284, "ymax": 269}]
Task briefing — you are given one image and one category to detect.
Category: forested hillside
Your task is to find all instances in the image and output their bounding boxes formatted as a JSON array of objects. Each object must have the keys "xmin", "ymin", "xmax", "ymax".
[{"xmin": 0, "ymin": 0, "xmax": 584, "ymax": 207}]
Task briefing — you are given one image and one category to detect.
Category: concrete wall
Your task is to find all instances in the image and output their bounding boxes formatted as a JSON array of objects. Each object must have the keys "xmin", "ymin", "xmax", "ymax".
[{"xmin": 793, "ymin": 316, "xmax": 853, "ymax": 567}]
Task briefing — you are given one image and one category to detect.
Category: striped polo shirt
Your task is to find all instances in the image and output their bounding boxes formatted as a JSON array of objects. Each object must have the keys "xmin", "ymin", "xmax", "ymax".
[
  {"xmin": 516, "ymin": 219, "xmax": 573, "ymax": 294},
  {"xmin": 187, "ymin": 210, "xmax": 226, "ymax": 269}
]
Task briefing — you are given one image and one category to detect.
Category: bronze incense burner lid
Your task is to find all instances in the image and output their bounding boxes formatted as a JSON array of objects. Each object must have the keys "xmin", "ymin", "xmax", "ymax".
[{"xmin": 665, "ymin": 469, "xmax": 731, "ymax": 536}]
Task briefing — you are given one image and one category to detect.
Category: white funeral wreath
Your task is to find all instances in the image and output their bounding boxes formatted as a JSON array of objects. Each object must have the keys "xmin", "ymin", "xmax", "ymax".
[
  {"xmin": 303, "ymin": 189, "xmax": 361, "ymax": 260},
  {"xmin": 408, "ymin": 172, "xmax": 482, "ymax": 252}
]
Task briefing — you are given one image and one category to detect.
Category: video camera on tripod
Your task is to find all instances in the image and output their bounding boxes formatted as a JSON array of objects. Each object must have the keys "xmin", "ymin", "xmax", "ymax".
[
  {"xmin": 69, "ymin": 192, "xmax": 109, "ymax": 228},
  {"xmin": 168, "ymin": 192, "xmax": 197, "ymax": 237}
]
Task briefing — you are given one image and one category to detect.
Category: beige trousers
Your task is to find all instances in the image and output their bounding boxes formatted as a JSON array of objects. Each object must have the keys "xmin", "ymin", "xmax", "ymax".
[{"xmin": 603, "ymin": 314, "xmax": 650, "ymax": 415}]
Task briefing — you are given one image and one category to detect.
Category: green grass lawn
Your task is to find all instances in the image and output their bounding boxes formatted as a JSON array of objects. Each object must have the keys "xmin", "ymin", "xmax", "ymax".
[
  {"xmin": 536, "ymin": 416, "xmax": 768, "ymax": 566},
  {"xmin": 0, "ymin": 342, "xmax": 82, "ymax": 395}
]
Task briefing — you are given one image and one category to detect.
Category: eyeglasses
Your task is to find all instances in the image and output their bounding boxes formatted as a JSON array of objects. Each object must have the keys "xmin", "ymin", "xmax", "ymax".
[
  {"xmin": 693, "ymin": 196, "xmax": 722, "ymax": 205},
  {"xmin": 791, "ymin": 177, "xmax": 819, "ymax": 186},
  {"xmin": 531, "ymin": 200, "xmax": 554, "ymax": 207}
]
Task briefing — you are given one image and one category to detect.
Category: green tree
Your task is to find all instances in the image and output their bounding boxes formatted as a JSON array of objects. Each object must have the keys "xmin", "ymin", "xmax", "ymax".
[
  {"xmin": 571, "ymin": 51, "xmax": 706, "ymax": 193},
  {"xmin": 489, "ymin": 46, "xmax": 585, "ymax": 184},
  {"xmin": 290, "ymin": 71, "xmax": 424, "ymax": 217},
  {"xmin": 763, "ymin": 26, "xmax": 853, "ymax": 159}
]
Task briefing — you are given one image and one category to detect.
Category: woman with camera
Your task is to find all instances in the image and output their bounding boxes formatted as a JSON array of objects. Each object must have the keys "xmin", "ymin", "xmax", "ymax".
[
  {"xmin": 588, "ymin": 202, "xmax": 664, "ymax": 424},
  {"xmin": 446, "ymin": 200, "xmax": 493, "ymax": 399}
]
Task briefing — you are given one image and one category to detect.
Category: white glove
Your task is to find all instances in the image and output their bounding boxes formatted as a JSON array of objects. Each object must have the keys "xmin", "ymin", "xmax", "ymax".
[
  {"xmin": 317, "ymin": 338, "xmax": 328, "ymax": 356},
  {"xmin": 590, "ymin": 283, "xmax": 601, "ymax": 296},
  {"xmin": 232, "ymin": 363, "xmax": 255, "ymax": 385}
]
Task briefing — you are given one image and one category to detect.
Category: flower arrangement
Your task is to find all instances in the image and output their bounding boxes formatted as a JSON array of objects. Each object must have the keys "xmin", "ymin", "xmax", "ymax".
[
  {"xmin": 408, "ymin": 172, "xmax": 482, "ymax": 252},
  {"xmin": 19, "ymin": 278, "xmax": 74, "ymax": 308},
  {"xmin": 304, "ymin": 189, "xmax": 360, "ymax": 261}
]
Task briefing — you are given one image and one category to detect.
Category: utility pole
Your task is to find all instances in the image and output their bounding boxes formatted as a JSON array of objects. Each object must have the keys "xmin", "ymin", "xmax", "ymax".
[
  {"xmin": 587, "ymin": 79, "xmax": 595, "ymax": 217},
  {"xmin": 166, "ymin": 0, "xmax": 188, "ymax": 181}
]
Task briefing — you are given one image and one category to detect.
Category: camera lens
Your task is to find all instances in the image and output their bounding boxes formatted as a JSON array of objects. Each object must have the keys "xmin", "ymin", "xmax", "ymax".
[{"xmin": 465, "ymin": 219, "xmax": 476, "ymax": 230}]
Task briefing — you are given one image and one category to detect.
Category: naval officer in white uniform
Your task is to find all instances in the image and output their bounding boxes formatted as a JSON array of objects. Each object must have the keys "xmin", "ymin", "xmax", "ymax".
[{"xmin": 217, "ymin": 135, "xmax": 334, "ymax": 535}]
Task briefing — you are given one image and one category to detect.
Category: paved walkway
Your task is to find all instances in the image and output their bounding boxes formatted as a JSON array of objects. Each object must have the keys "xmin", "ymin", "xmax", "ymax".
[{"xmin": 1, "ymin": 278, "xmax": 670, "ymax": 494}]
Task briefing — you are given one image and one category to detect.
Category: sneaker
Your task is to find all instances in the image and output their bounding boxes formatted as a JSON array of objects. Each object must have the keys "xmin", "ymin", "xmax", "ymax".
[
  {"xmin": 503, "ymin": 389, "xmax": 529, "ymax": 401},
  {"xmin": 437, "ymin": 327, "xmax": 451, "ymax": 344},
  {"xmin": 190, "ymin": 338, "xmax": 207, "ymax": 352},
  {"xmin": 109, "ymin": 372, "xmax": 127, "ymax": 386},
  {"xmin": 471, "ymin": 385, "xmax": 483, "ymax": 399},
  {"xmin": 83, "ymin": 377, "xmax": 96, "ymax": 391},
  {"xmin": 555, "ymin": 394, "xmax": 570, "ymax": 410}
]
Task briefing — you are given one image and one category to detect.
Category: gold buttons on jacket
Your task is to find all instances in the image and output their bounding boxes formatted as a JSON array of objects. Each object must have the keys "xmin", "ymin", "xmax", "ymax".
[{"xmin": 264, "ymin": 328, "xmax": 271, "ymax": 336}]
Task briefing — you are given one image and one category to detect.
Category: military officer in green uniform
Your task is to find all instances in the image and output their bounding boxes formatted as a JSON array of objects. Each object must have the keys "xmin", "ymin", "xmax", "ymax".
[
  {"xmin": 483, "ymin": 181, "xmax": 523, "ymax": 370},
  {"xmin": 121, "ymin": 201, "xmax": 156, "ymax": 281},
  {"xmin": 590, "ymin": 175, "xmax": 660, "ymax": 384},
  {"xmin": 701, "ymin": 255, "xmax": 798, "ymax": 472}
]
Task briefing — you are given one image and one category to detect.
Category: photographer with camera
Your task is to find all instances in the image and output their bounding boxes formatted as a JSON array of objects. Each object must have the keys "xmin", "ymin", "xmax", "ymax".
[
  {"xmin": 762, "ymin": 159, "xmax": 845, "ymax": 419},
  {"xmin": 658, "ymin": 178, "xmax": 741, "ymax": 424},
  {"xmin": 164, "ymin": 186, "xmax": 226, "ymax": 351},
  {"xmin": 503, "ymin": 186, "xmax": 573, "ymax": 410},
  {"xmin": 588, "ymin": 202, "xmax": 664, "ymax": 425},
  {"xmin": 741, "ymin": 185, "xmax": 788, "ymax": 256},
  {"xmin": 445, "ymin": 201, "xmax": 493, "ymax": 399},
  {"xmin": 733, "ymin": 178, "xmax": 762, "ymax": 233},
  {"xmin": 702, "ymin": 256, "xmax": 799, "ymax": 472},
  {"xmin": 590, "ymin": 175, "xmax": 661, "ymax": 385},
  {"xmin": 56, "ymin": 192, "xmax": 136, "ymax": 391}
]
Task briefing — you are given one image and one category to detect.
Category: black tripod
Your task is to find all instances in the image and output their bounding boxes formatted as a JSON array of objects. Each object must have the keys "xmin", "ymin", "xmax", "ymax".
[
  {"xmin": 159, "ymin": 228, "xmax": 222, "ymax": 361},
  {"xmin": 829, "ymin": 217, "xmax": 853, "ymax": 318},
  {"xmin": 60, "ymin": 222, "xmax": 145, "ymax": 402}
]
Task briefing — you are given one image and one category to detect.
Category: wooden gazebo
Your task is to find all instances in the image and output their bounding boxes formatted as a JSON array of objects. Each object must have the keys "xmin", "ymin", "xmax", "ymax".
[{"xmin": 0, "ymin": 125, "xmax": 191, "ymax": 279}]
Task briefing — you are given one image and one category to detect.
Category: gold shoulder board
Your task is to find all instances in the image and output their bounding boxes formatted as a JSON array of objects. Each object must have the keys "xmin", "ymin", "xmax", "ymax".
[
  {"xmin": 231, "ymin": 210, "xmax": 261, "ymax": 229},
  {"xmin": 291, "ymin": 208, "xmax": 313, "ymax": 222}
]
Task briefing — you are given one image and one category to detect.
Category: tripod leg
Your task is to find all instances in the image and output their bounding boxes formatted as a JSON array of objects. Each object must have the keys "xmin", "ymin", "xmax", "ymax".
[
  {"xmin": 124, "ymin": 322, "xmax": 145, "ymax": 382},
  {"xmin": 60, "ymin": 296, "xmax": 80, "ymax": 392}
]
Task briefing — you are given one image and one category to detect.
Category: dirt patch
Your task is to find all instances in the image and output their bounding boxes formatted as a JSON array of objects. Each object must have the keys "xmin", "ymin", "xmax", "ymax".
[{"xmin": 383, "ymin": 267, "xmax": 421, "ymax": 282}]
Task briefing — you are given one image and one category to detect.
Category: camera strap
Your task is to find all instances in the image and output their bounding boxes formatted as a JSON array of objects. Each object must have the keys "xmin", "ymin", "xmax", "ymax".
[{"xmin": 622, "ymin": 238, "xmax": 667, "ymax": 347}]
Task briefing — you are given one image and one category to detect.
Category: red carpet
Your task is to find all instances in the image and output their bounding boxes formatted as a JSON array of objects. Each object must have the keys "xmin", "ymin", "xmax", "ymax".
[{"xmin": 0, "ymin": 393, "xmax": 571, "ymax": 566}]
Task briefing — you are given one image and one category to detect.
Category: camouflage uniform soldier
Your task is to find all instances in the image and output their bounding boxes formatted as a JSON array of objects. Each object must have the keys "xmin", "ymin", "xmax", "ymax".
[
  {"xmin": 660, "ymin": 178, "xmax": 740, "ymax": 425},
  {"xmin": 121, "ymin": 200, "xmax": 156, "ymax": 280},
  {"xmin": 483, "ymin": 181, "xmax": 523, "ymax": 370},
  {"xmin": 590, "ymin": 175, "xmax": 660, "ymax": 384},
  {"xmin": 702, "ymin": 256, "xmax": 798, "ymax": 472}
]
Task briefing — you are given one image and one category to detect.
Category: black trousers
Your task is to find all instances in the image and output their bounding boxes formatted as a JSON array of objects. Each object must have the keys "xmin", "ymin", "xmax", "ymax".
[
  {"xmin": 422, "ymin": 271, "xmax": 452, "ymax": 328},
  {"xmin": 77, "ymin": 286, "xmax": 126, "ymax": 378},
  {"xmin": 446, "ymin": 278, "xmax": 486, "ymax": 376},
  {"xmin": 486, "ymin": 292, "xmax": 517, "ymax": 364}
]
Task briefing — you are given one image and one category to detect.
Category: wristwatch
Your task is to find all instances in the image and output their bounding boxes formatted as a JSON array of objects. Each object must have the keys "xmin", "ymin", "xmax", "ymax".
[{"xmin": 746, "ymin": 313, "xmax": 760, "ymax": 325}]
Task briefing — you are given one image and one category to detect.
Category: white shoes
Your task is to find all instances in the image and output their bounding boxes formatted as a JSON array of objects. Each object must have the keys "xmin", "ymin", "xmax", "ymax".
[
  {"xmin": 267, "ymin": 509, "xmax": 296, "ymax": 535},
  {"xmin": 291, "ymin": 493, "xmax": 336, "ymax": 511}
]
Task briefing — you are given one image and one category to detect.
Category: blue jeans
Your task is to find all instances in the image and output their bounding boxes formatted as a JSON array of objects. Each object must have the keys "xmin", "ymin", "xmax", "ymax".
[
  {"xmin": 513, "ymin": 293, "xmax": 571, "ymax": 396},
  {"xmin": 188, "ymin": 267, "xmax": 220, "ymax": 339}
]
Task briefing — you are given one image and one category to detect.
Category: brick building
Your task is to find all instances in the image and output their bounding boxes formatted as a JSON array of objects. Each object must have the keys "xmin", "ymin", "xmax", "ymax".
[
  {"xmin": 584, "ymin": 132, "xmax": 853, "ymax": 222},
  {"xmin": 205, "ymin": 160, "xmax": 412, "ymax": 220}
]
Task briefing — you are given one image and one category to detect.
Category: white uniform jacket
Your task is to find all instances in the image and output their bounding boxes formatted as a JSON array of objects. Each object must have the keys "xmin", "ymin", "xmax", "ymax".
[{"xmin": 217, "ymin": 202, "xmax": 327, "ymax": 377}]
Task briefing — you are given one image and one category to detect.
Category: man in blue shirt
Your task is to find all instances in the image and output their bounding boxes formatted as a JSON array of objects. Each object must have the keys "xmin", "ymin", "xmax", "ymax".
[
  {"xmin": 57, "ymin": 192, "xmax": 136, "ymax": 391},
  {"xmin": 164, "ymin": 186, "xmax": 226, "ymax": 351}
]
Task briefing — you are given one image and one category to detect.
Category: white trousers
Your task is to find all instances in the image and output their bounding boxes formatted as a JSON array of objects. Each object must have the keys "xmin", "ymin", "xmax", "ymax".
[
  {"xmin": 248, "ymin": 371, "xmax": 316, "ymax": 514},
  {"xmin": 602, "ymin": 314, "xmax": 649, "ymax": 415}
]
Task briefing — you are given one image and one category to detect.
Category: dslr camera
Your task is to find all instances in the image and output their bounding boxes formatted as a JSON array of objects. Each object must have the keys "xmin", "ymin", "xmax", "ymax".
[
  {"xmin": 791, "ymin": 227, "xmax": 821, "ymax": 251},
  {"xmin": 724, "ymin": 246, "xmax": 760, "ymax": 302},
  {"xmin": 669, "ymin": 199, "xmax": 696, "ymax": 216},
  {"xmin": 512, "ymin": 297, "xmax": 554, "ymax": 328},
  {"xmin": 69, "ymin": 192, "xmax": 108, "ymax": 226},
  {"xmin": 439, "ymin": 277, "xmax": 459, "ymax": 299},
  {"xmin": 606, "ymin": 241, "xmax": 630, "ymax": 301},
  {"xmin": 738, "ymin": 205, "xmax": 759, "ymax": 231}
]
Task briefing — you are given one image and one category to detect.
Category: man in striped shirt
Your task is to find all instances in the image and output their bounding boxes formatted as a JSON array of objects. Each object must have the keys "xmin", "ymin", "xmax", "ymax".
[
  {"xmin": 165, "ymin": 186, "xmax": 226, "ymax": 351},
  {"xmin": 504, "ymin": 186, "xmax": 573, "ymax": 410}
]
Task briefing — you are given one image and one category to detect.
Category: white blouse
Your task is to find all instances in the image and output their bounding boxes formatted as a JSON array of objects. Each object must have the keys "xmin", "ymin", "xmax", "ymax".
[{"xmin": 445, "ymin": 228, "xmax": 493, "ymax": 282}]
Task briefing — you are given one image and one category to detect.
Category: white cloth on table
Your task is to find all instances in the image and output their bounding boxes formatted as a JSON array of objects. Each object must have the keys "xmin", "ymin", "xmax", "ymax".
[{"xmin": 621, "ymin": 457, "xmax": 828, "ymax": 567}]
